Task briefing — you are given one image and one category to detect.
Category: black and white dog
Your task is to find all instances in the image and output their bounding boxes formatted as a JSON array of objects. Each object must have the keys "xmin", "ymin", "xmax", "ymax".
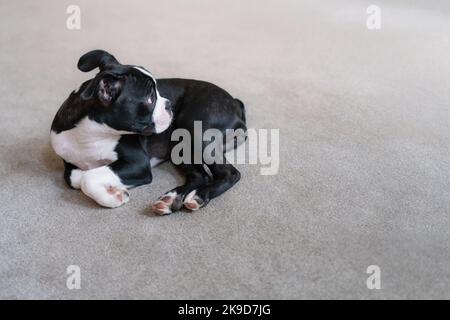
[{"xmin": 50, "ymin": 50, "xmax": 246, "ymax": 214}]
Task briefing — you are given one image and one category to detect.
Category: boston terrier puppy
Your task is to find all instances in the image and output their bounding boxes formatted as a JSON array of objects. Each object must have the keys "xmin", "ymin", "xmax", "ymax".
[{"xmin": 51, "ymin": 50, "xmax": 246, "ymax": 214}]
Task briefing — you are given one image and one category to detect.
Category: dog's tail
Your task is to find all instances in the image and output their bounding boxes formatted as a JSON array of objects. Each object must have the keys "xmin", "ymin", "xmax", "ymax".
[{"xmin": 235, "ymin": 98, "xmax": 246, "ymax": 125}]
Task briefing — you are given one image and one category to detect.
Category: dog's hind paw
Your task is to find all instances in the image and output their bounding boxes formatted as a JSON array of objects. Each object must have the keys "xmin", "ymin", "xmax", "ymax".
[
  {"xmin": 151, "ymin": 192, "xmax": 182, "ymax": 215},
  {"xmin": 183, "ymin": 190, "xmax": 205, "ymax": 211}
]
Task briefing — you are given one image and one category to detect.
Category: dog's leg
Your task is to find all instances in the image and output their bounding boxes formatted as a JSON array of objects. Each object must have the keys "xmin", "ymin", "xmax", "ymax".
[
  {"xmin": 182, "ymin": 162, "xmax": 241, "ymax": 211},
  {"xmin": 80, "ymin": 136, "xmax": 152, "ymax": 208},
  {"xmin": 64, "ymin": 161, "xmax": 127, "ymax": 208},
  {"xmin": 151, "ymin": 164, "xmax": 211, "ymax": 215}
]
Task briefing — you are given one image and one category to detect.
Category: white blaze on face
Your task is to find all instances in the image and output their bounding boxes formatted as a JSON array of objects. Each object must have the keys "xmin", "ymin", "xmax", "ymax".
[
  {"xmin": 133, "ymin": 66, "xmax": 173, "ymax": 133},
  {"xmin": 152, "ymin": 94, "xmax": 172, "ymax": 133},
  {"xmin": 133, "ymin": 66, "xmax": 154, "ymax": 78}
]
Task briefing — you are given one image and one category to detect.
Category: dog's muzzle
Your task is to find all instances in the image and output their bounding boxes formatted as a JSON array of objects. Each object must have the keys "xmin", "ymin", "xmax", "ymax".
[{"xmin": 152, "ymin": 99, "xmax": 173, "ymax": 134}]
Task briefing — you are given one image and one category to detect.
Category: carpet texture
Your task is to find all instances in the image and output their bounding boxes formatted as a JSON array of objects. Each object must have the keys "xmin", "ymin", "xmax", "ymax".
[{"xmin": 0, "ymin": 0, "xmax": 449, "ymax": 299}]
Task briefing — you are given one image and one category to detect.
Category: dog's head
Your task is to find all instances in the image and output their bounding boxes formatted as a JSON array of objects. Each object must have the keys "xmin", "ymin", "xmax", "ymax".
[{"xmin": 77, "ymin": 50, "xmax": 172, "ymax": 135}]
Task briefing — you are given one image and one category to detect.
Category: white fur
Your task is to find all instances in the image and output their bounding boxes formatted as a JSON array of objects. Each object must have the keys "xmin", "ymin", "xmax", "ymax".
[
  {"xmin": 133, "ymin": 66, "xmax": 173, "ymax": 134},
  {"xmin": 151, "ymin": 191, "xmax": 178, "ymax": 215},
  {"xmin": 184, "ymin": 190, "xmax": 198, "ymax": 204},
  {"xmin": 133, "ymin": 66, "xmax": 154, "ymax": 78},
  {"xmin": 51, "ymin": 117, "xmax": 130, "ymax": 170},
  {"xmin": 80, "ymin": 166, "xmax": 129, "ymax": 208},
  {"xmin": 70, "ymin": 169, "xmax": 83, "ymax": 189},
  {"xmin": 153, "ymin": 93, "xmax": 172, "ymax": 133},
  {"xmin": 183, "ymin": 189, "xmax": 201, "ymax": 211},
  {"xmin": 150, "ymin": 157, "xmax": 164, "ymax": 168},
  {"xmin": 183, "ymin": 190, "xmax": 201, "ymax": 211}
]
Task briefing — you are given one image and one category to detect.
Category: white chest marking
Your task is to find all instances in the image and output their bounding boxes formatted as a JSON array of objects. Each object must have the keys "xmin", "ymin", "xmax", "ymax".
[{"xmin": 51, "ymin": 117, "xmax": 127, "ymax": 170}]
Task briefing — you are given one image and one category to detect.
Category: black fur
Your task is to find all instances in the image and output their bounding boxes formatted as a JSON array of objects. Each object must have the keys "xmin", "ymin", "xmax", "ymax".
[{"xmin": 51, "ymin": 50, "xmax": 247, "ymax": 212}]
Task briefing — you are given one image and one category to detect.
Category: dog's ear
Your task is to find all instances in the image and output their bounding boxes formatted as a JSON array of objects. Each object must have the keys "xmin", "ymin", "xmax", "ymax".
[
  {"xmin": 77, "ymin": 50, "xmax": 119, "ymax": 72},
  {"xmin": 96, "ymin": 75, "xmax": 123, "ymax": 106},
  {"xmin": 79, "ymin": 74, "xmax": 122, "ymax": 104},
  {"xmin": 79, "ymin": 79, "xmax": 96, "ymax": 100}
]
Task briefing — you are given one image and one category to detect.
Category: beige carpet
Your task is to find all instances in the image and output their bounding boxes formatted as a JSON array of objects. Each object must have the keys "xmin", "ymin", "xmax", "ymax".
[{"xmin": 0, "ymin": 0, "xmax": 449, "ymax": 299}]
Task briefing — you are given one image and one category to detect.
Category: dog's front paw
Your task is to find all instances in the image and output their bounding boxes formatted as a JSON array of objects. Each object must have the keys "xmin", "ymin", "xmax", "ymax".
[
  {"xmin": 103, "ymin": 186, "xmax": 130, "ymax": 208},
  {"xmin": 83, "ymin": 184, "xmax": 129, "ymax": 208},
  {"xmin": 151, "ymin": 191, "xmax": 182, "ymax": 215},
  {"xmin": 80, "ymin": 167, "xmax": 129, "ymax": 208}
]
